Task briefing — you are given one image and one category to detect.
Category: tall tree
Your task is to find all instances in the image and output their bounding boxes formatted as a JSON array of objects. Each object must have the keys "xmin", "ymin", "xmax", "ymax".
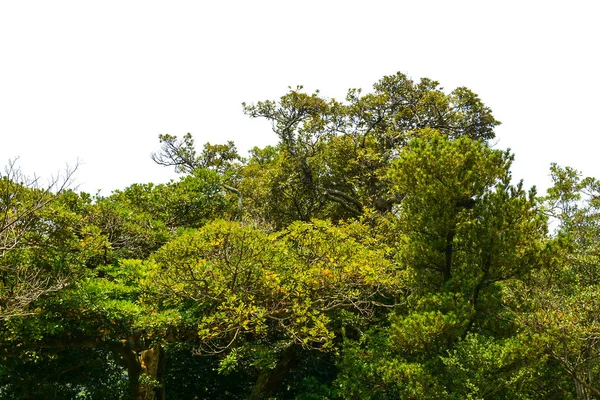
[
  {"xmin": 334, "ymin": 131, "xmax": 548, "ymax": 399},
  {"xmin": 241, "ymin": 73, "xmax": 500, "ymax": 226}
]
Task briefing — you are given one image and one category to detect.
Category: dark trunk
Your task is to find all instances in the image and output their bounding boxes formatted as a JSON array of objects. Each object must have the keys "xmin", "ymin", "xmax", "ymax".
[
  {"xmin": 119, "ymin": 345, "xmax": 166, "ymax": 400},
  {"xmin": 120, "ymin": 347, "xmax": 143, "ymax": 399},
  {"xmin": 250, "ymin": 345, "xmax": 299, "ymax": 399}
]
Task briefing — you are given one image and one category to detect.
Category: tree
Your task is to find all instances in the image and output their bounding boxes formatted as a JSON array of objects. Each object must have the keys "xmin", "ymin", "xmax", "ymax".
[
  {"xmin": 0, "ymin": 160, "xmax": 91, "ymax": 320},
  {"xmin": 85, "ymin": 173, "xmax": 235, "ymax": 264},
  {"xmin": 508, "ymin": 164, "xmax": 600, "ymax": 399},
  {"xmin": 109, "ymin": 172, "xmax": 234, "ymax": 230},
  {"xmin": 1, "ymin": 258, "xmax": 199, "ymax": 400},
  {"xmin": 240, "ymin": 73, "xmax": 500, "ymax": 226},
  {"xmin": 151, "ymin": 134, "xmax": 244, "ymax": 217},
  {"xmin": 8, "ymin": 70, "xmax": 595, "ymax": 398},
  {"xmin": 334, "ymin": 131, "xmax": 548, "ymax": 398},
  {"xmin": 150, "ymin": 219, "xmax": 402, "ymax": 398}
]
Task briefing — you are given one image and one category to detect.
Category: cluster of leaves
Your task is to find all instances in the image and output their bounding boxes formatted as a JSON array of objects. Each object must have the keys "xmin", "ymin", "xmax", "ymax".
[
  {"xmin": 1, "ymin": 72, "xmax": 598, "ymax": 399},
  {"xmin": 151, "ymin": 219, "xmax": 401, "ymax": 355}
]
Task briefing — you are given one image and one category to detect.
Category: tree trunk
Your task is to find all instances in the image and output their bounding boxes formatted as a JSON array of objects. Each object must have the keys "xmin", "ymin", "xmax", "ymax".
[
  {"xmin": 250, "ymin": 345, "xmax": 299, "ymax": 399},
  {"xmin": 120, "ymin": 347, "xmax": 143, "ymax": 399},
  {"xmin": 120, "ymin": 345, "xmax": 166, "ymax": 400},
  {"xmin": 139, "ymin": 346, "xmax": 166, "ymax": 400},
  {"xmin": 18, "ymin": 337, "xmax": 167, "ymax": 400}
]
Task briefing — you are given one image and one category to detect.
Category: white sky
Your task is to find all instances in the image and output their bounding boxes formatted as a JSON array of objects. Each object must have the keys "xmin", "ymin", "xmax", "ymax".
[{"xmin": 1, "ymin": 1, "xmax": 599, "ymax": 195}]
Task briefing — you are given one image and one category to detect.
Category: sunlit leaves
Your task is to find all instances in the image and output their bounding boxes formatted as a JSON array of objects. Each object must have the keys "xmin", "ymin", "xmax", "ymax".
[{"xmin": 151, "ymin": 219, "xmax": 402, "ymax": 354}]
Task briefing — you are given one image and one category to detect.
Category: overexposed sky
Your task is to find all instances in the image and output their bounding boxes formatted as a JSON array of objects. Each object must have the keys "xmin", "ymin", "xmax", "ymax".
[{"xmin": 1, "ymin": 1, "xmax": 598, "ymax": 195}]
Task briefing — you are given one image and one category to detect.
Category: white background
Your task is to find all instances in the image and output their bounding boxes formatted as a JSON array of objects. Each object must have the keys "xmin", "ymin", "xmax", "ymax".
[{"xmin": 1, "ymin": 1, "xmax": 598, "ymax": 195}]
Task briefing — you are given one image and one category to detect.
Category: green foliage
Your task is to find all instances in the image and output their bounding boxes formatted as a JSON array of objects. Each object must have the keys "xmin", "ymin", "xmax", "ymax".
[
  {"xmin": 3, "ymin": 71, "xmax": 597, "ymax": 399},
  {"xmin": 239, "ymin": 73, "xmax": 500, "ymax": 227},
  {"xmin": 0, "ymin": 348, "xmax": 128, "ymax": 399},
  {"xmin": 442, "ymin": 333, "xmax": 541, "ymax": 399},
  {"xmin": 389, "ymin": 130, "xmax": 546, "ymax": 290},
  {"xmin": 330, "ymin": 131, "xmax": 550, "ymax": 399},
  {"xmin": 389, "ymin": 293, "xmax": 472, "ymax": 356},
  {"xmin": 108, "ymin": 172, "xmax": 230, "ymax": 229},
  {"xmin": 151, "ymin": 219, "xmax": 401, "ymax": 355},
  {"xmin": 508, "ymin": 164, "xmax": 600, "ymax": 398},
  {"xmin": 335, "ymin": 330, "xmax": 447, "ymax": 399},
  {"xmin": 0, "ymin": 165, "xmax": 104, "ymax": 320},
  {"xmin": 86, "ymin": 172, "xmax": 236, "ymax": 263}
]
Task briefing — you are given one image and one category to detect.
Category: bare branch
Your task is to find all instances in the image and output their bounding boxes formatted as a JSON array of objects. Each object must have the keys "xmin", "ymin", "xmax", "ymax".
[{"xmin": 0, "ymin": 159, "xmax": 79, "ymax": 319}]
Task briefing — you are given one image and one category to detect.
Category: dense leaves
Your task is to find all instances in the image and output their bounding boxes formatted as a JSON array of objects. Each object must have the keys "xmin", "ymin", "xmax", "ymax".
[
  {"xmin": 1, "ymin": 72, "xmax": 597, "ymax": 399},
  {"xmin": 151, "ymin": 220, "xmax": 400, "ymax": 354}
]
